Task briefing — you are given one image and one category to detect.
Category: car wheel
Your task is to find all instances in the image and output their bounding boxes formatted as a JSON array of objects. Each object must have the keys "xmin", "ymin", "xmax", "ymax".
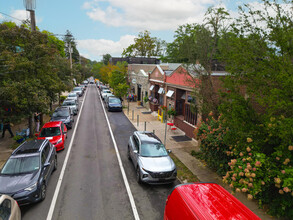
[
  {"xmin": 127, "ymin": 146, "xmax": 131, "ymax": 160},
  {"xmin": 40, "ymin": 183, "xmax": 46, "ymax": 201},
  {"xmin": 136, "ymin": 167, "xmax": 142, "ymax": 184},
  {"xmin": 53, "ymin": 156, "xmax": 57, "ymax": 171}
]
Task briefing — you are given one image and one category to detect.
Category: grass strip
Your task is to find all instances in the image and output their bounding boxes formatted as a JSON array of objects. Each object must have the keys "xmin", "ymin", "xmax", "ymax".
[{"xmin": 169, "ymin": 152, "xmax": 200, "ymax": 183}]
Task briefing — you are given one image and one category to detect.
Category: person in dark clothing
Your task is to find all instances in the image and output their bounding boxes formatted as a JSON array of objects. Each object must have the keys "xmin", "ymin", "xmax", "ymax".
[{"xmin": 1, "ymin": 118, "xmax": 14, "ymax": 138}]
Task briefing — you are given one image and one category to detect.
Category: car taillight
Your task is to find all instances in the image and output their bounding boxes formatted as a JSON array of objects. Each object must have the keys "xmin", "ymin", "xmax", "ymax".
[{"xmin": 16, "ymin": 200, "xmax": 20, "ymax": 207}]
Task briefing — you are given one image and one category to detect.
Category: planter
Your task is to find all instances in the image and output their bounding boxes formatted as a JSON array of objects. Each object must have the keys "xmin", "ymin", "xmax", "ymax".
[
  {"xmin": 16, "ymin": 137, "xmax": 25, "ymax": 143},
  {"xmin": 149, "ymin": 102, "xmax": 159, "ymax": 112}
]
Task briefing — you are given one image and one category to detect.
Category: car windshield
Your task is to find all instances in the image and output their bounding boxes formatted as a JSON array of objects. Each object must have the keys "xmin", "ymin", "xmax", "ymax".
[
  {"xmin": 39, "ymin": 127, "xmax": 61, "ymax": 137},
  {"xmin": 73, "ymin": 88, "xmax": 81, "ymax": 91},
  {"xmin": 52, "ymin": 110, "xmax": 69, "ymax": 117},
  {"xmin": 140, "ymin": 143, "xmax": 168, "ymax": 157},
  {"xmin": 68, "ymin": 93, "xmax": 76, "ymax": 97},
  {"xmin": 1, "ymin": 156, "xmax": 40, "ymax": 174},
  {"xmin": 109, "ymin": 98, "xmax": 121, "ymax": 104},
  {"xmin": 62, "ymin": 101, "xmax": 75, "ymax": 106},
  {"xmin": 103, "ymin": 90, "xmax": 111, "ymax": 93}
]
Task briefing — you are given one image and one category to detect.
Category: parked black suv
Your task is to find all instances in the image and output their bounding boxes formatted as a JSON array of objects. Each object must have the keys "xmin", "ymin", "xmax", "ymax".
[
  {"xmin": 0, "ymin": 139, "xmax": 57, "ymax": 205},
  {"xmin": 50, "ymin": 107, "xmax": 74, "ymax": 129}
]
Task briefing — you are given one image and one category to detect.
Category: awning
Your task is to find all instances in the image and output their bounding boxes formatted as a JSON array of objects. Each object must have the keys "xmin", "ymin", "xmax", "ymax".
[
  {"xmin": 158, "ymin": 87, "xmax": 165, "ymax": 94},
  {"xmin": 166, "ymin": 90, "xmax": 174, "ymax": 98},
  {"xmin": 149, "ymin": 85, "xmax": 154, "ymax": 91}
]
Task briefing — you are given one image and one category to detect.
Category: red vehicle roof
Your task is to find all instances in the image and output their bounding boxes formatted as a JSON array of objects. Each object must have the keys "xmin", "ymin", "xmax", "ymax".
[
  {"xmin": 42, "ymin": 121, "xmax": 62, "ymax": 128},
  {"xmin": 166, "ymin": 183, "xmax": 261, "ymax": 220}
]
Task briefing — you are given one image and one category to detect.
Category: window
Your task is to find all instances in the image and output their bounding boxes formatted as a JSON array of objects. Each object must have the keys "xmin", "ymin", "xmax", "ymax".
[
  {"xmin": 133, "ymin": 135, "xmax": 139, "ymax": 151},
  {"xmin": 41, "ymin": 144, "xmax": 50, "ymax": 164},
  {"xmin": 140, "ymin": 143, "xmax": 168, "ymax": 157},
  {"xmin": 1, "ymin": 156, "xmax": 40, "ymax": 174},
  {"xmin": 61, "ymin": 123, "xmax": 64, "ymax": 133},
  {"xmin": 39, "ymin": 127, "xmax": 61, "ymax": 137}
]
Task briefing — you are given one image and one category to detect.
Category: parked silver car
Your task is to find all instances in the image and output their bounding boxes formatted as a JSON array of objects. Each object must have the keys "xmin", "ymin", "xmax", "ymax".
[
  {"xmin": 67, "ymin": 92, "xmax": 78, "ymax": 102},
  {"xmin": 128, "ymin": 131, "xmax": 177, "ymax": 184},
  {"xmin": 62, "ymin": 99, "xmax": 79, "ymax": 115},
  {"xmin": 72, "ymin": 87, "xmax": 83, "ymax": 97}
]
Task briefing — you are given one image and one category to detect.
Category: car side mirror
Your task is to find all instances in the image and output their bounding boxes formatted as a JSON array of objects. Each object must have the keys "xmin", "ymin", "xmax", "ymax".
[
  {"xmin": 167, "ymin": 149, "xmax": 172, "ymax": 154},
  {"xmin": 133, "ymin": 150, "xmax": 138, "ymax": 154},
  {"xmin": 35, "ymin": 133, "xmax": 39, "ymax": 137},
  {"xmin": 44, "ymin": 162, "xmax": 50, "ymax": 167}
]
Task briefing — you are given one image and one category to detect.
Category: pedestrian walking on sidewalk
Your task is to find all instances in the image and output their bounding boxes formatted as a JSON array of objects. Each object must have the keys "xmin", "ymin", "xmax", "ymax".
[
  {"xmin": 1, "ymin": 118, "xmax": 14, "ymax": 138},
  {"xmin": 34, "ymin": 112, "xmax": 40, "ymax": 133}
]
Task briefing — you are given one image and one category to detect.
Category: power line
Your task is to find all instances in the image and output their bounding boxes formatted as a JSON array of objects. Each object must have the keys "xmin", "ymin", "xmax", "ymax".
[{"xmin": 0, "ymin": 11, "xmax": 26, "ymax": 22}]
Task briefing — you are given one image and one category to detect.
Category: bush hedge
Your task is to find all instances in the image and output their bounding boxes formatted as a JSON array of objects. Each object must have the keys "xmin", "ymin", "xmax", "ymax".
[{"xmin": 194, "ymin": 113, "xmax": 293, "ymax": 218}]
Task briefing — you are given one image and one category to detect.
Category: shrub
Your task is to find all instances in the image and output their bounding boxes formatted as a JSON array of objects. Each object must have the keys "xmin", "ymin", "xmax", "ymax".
[
  {"xmin": 194, "ymin": 112, "xmax": 231, "ymax": 175},
  {"xmin": 60, "ymin": 95, "xmax": 67, "ymax": 103}
]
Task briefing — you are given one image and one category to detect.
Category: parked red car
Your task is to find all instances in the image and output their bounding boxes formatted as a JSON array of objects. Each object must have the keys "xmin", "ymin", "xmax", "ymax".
[
  {"xmin": 36, "ymin": 121, "xmax": 67, "ymax": 151},
  {"xmin": 164, "ymin": 183, "xmax": 261, "ymax": 220}
]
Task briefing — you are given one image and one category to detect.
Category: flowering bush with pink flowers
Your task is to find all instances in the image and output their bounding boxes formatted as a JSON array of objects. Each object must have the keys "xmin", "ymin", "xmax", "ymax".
[
  {"xmin": 194, "ymin": 112, "xmax": 293, "ymax": 218},
  {"xmin": 194, "ymin": 113, "xmax": 231, "ymax": 175}
]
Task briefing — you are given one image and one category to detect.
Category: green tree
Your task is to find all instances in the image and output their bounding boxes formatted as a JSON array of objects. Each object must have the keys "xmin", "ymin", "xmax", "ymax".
[
  {"xmin": 108, "ymin": 62, "xmax": 129, "ymax": 99},
  {"xmin": 217, "ymin": 0, "xmax": 293, "ymax": 217},
  {"xmin": 0, "ymin": 22, "xmax": 72, "ymax": 135},
  {"xmin": 122, "ymin": 30, "xmax": 165, "ymax": 57},
  {"xmin": 163, "ymin": 23, "xmax": 200, "ymax": 63},
  {"xmin": 102, "ymin": 54, "xmax": 111, "ymax": 65}
]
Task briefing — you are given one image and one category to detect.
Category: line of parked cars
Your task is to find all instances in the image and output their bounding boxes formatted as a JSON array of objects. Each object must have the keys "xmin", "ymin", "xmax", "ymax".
[
  {"xmin": 98, "ymin": 83, "xmax": 123, "ymax": 112},
  {"xmin": 0, "ymin": 82, "xmax": 87, "ymax": 217}
]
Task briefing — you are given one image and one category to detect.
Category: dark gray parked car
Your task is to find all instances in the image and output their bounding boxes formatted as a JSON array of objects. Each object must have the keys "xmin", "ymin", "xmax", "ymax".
[
  {"xmin": 105, "ymin": 96, "xmax": 122, "ymax": 112},
  {"xmin": 50, "ymin": 107, "xmax": 74, "ymax": 129},
  {"xmin": 128, "ymin": 131, "xmax": 177, "ymax": 184},
  {"xmin": 0, "ymin": 139, "xmax": 57, "ymax": 205}
]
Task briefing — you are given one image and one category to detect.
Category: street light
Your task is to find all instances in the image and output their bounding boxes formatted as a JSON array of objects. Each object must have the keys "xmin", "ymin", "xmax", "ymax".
[{"xmin": 23, "ymin": 0, "xmax": 36, "ymax": 31}]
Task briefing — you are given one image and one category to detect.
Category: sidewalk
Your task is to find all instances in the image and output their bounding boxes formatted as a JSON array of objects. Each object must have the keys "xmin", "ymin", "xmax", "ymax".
[{"xmin": 122, "ymin": 101, "xmax": 276, "ymax": 220}]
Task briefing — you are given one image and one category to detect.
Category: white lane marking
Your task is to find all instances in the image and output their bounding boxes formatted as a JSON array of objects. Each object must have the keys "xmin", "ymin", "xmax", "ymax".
[
  {"xmin": 46, "ymin": 86, "xmax": 89, "ymax": 220},
  {"xmin": 97, "ymin": 88, "xmax": 140, "ymax": 220}
]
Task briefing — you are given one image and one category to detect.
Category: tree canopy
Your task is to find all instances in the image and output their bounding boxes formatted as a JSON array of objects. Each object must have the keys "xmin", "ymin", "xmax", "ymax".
[{"xmin": 122, "ymin": 30, "xmax": 166, "ymax": 58}]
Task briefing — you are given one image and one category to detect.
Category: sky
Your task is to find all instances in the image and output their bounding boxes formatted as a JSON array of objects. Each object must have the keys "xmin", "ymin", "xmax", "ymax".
[{"xmin": 0, "ymin": 0, "xmax": 264, "ymax": 61}]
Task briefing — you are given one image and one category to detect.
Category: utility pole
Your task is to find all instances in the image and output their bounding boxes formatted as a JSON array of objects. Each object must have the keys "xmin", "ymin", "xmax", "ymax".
[
  {"xmin": 24, "ymin": 0, "xmax": 36, "ymax": 31},
  {"xmin": 69, "ymin": 41, "xmax": 73, "ymax": 70}
]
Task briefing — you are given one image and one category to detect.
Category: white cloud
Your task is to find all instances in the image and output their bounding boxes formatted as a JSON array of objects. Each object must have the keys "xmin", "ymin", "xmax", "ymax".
[
  {"xmin": 83, "ymin": 0, "xmax": 216, "ymax": 30},
  {"xmin": 77, "ymin": 35, "xmax": 136, "ymax": 61},
  {"xmin": 0, "ymin": 9, "xmax": 42, "ymax": 25},
  {"xmin": 10, "ymin": 10, "xmax": 29, "ymax": 24}
]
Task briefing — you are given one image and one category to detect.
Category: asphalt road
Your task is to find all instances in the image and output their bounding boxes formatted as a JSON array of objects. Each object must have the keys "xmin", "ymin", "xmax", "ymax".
[{"xmin": 20, "ymin": 84, "xmax": 178, "ymax": 220}]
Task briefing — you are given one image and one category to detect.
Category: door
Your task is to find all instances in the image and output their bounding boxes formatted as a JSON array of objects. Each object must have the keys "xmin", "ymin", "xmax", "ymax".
[
  {"xmin": 132, "ymin": 135, "xmax": 140, "ymax": 167},
  {"xmin": 137, "ymin": 85, "xmax": 141, "ymax": 101},
  {"xmin": 41, "ymin": 143, "xmax": 52, "ymax": 182}
]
